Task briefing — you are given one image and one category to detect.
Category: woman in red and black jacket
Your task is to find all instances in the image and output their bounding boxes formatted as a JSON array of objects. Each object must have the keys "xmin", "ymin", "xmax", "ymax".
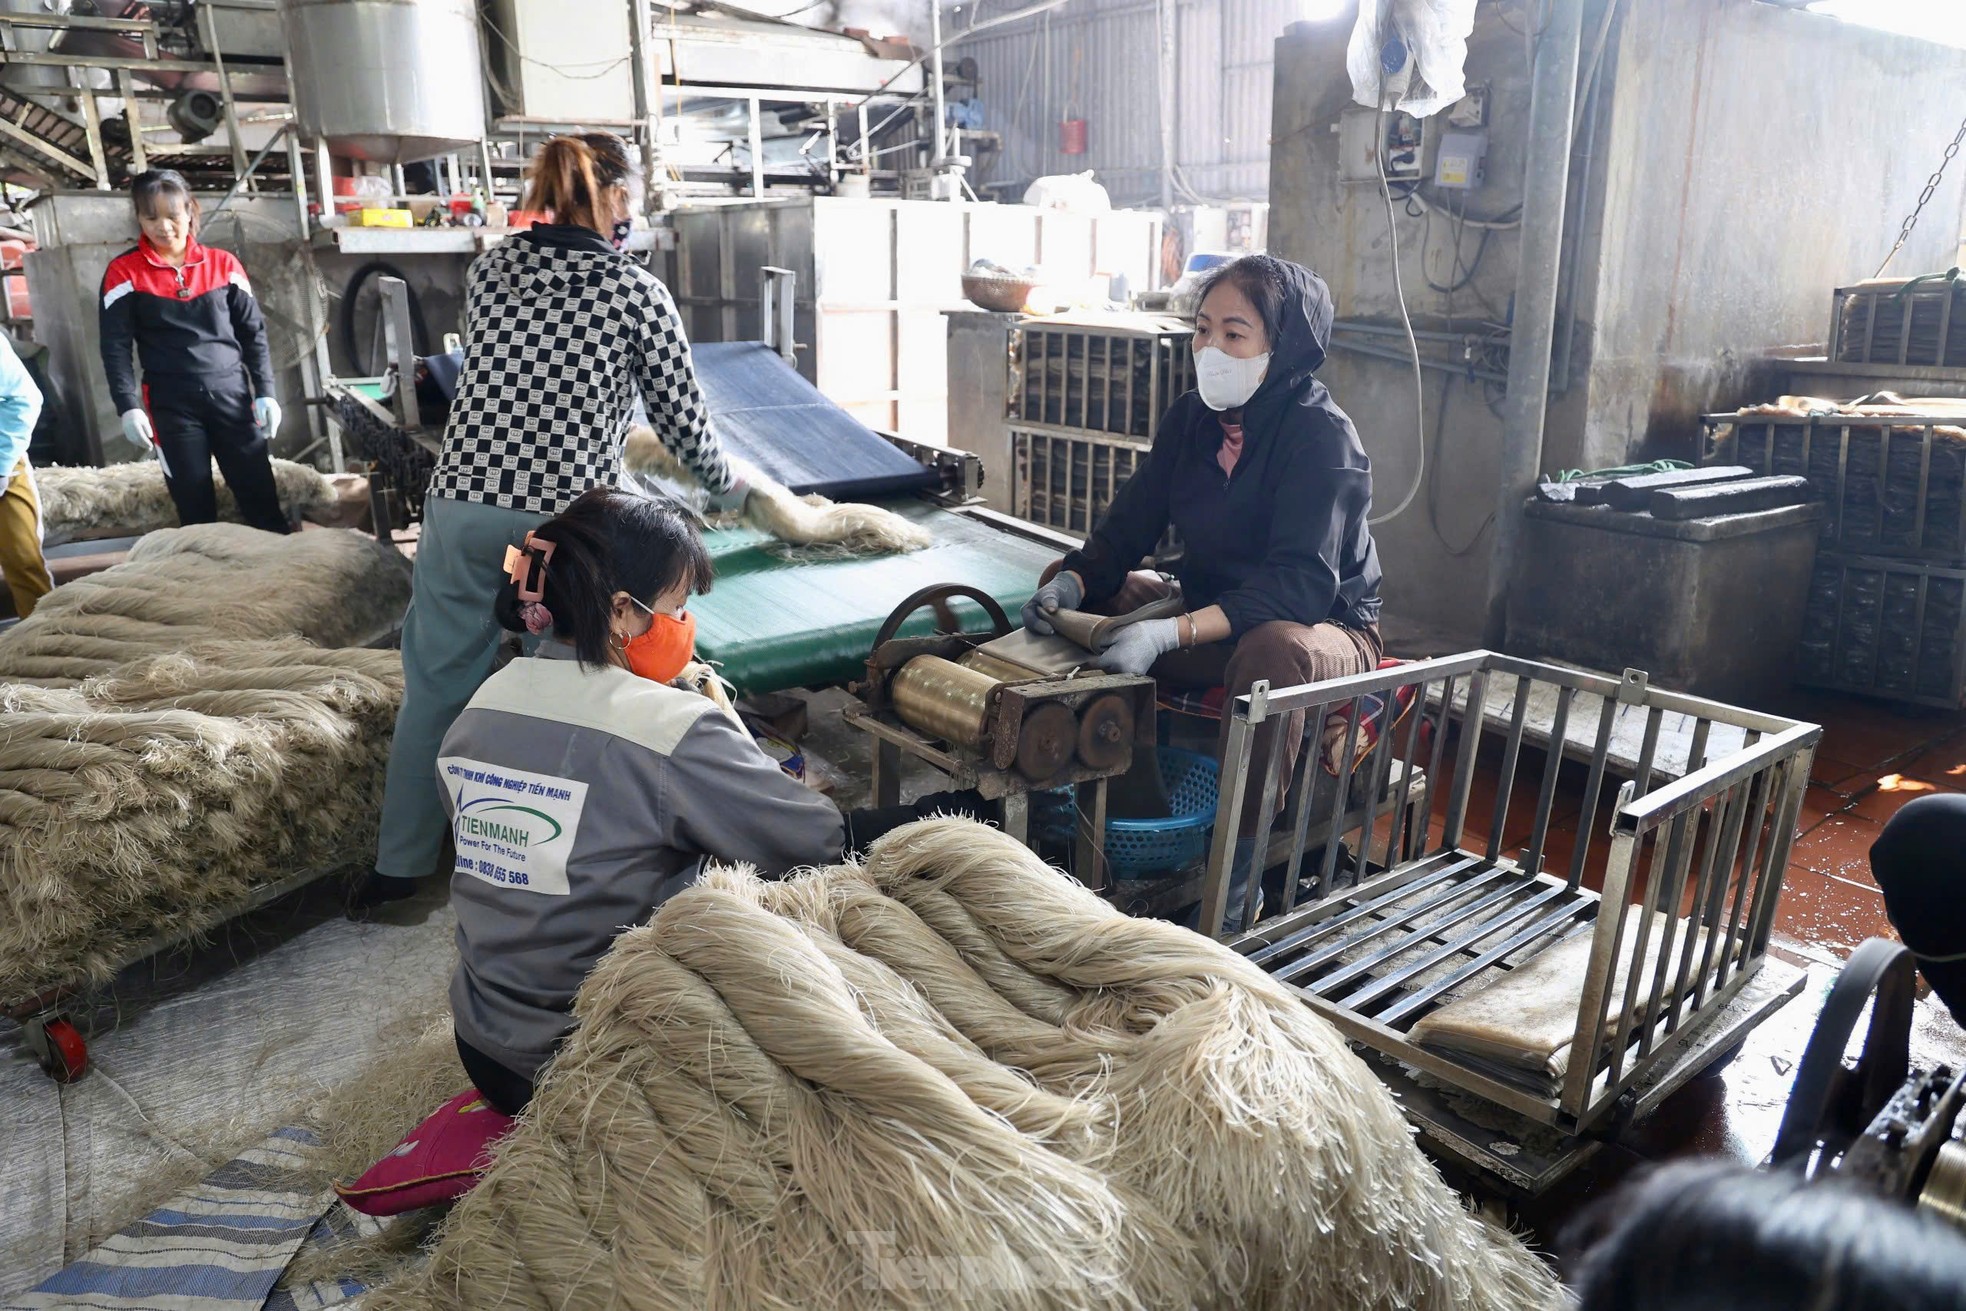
[{"xmin": 98, "ymin": 169, "xmax": 288, "ymax": 533}]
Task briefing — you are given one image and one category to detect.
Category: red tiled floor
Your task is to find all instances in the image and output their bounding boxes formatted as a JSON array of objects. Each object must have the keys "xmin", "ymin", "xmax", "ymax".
[
  {"xmin": 1809, "ymin": 754, "xmax": 1870, "ymax": 789},
  {"xmin": 1785, "ymin": 812, "xmax": 1881, "ymax": 882},
  {"xmin": 1844, "ymin": 773, "xmax": 1956, "ymax": 825},
  {"xmin": 1791, "ymin": 696, "xmax": 1948, "ymax": 770},
  {"xmin": 1772, "ymin": 870, "xmax": 1893, "ymax": 960},
  {"xmin": 1800, "ymin": 782, "xmax": 1852, "ymax": 828}
]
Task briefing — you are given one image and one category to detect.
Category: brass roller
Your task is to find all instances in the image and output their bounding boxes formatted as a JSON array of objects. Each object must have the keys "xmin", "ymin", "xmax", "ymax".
[
  {"xmin": 1920, "ymin": 1140, "xmax": 1966, "ymax": 1232},
  {"xmin": 957, "ymin": 648, "xmax": 1040, "ymax": 685},
  {"xmin": 890, "ymin": 655, "xmax": 998, "ymax": 749}
]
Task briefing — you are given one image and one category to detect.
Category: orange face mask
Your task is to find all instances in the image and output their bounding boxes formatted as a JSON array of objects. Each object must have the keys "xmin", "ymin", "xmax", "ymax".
[{"xmin": 620, "ymin": 597, "xmax": 695, "ymax": 685}]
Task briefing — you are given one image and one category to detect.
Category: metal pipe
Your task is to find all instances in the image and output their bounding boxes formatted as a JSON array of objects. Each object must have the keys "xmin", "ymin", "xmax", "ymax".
[
  {"xmin": 1551, "ymin": 59, "xmax": 1600, "ymax": 395},
  {"xmin": 627, "ymin": 0, "xmax": 661, "ymax": 215},
  {"xmin": 1554, "ymin": 0, "xmax": 1622, "ymax": 394},
  {"xmin": 1157, "ymin": 0, "xmax": 1175, "ymax": 213},
  {"xmin": 1335, "ymin": 319, "xmax": 1507, "ymax": 343},
  {"xmin": 747, "ymin": 98, "xmax": 763, "ymax": 197},
  {"xmin": 1482, "ymin": 0, "xmax": 1587, "ymax": 648},
  {"xmin": 1327, "ymin": 336, "xmax": 1510, "ymax": 385},
  {"xmin": 930, "ymin": 0, "xmax": 948, "ymax": 166}
]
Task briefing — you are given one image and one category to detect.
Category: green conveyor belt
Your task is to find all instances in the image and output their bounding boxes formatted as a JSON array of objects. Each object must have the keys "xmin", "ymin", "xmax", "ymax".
[{"xmin": 692, "ymin": 500, "xmax": 1054, "ymax": 696}]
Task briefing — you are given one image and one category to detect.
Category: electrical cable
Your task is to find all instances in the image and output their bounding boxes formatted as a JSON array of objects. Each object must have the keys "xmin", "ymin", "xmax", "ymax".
[
  {"xmin": 1425, "ymin": 373, "xmax": 1493, "ymax": 556},
  {"xmin": 1369, "ymin": 98, "xmax": 1426, "ymax": 528},
  {"xmin": 1422, "ymin": 204, "xmax": 1492, "ymax": 295},
  {"xmin": 1404, "ymin": 186, "xmax": 1523, "ymax": 230}
]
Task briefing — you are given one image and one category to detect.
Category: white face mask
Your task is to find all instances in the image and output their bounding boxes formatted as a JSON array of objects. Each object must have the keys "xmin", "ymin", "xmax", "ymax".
[{"xmin": 1194, "ymin": 346, "xmax": 1271, "ymax": 411}]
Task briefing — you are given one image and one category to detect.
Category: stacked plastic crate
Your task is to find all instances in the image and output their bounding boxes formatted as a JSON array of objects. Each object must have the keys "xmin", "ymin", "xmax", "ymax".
[
  {"xmin": 1007, "ymin": 315, "xmax": 1196, "ymax": 537},
  {"xmin": 1704, "ymin": 276, "xmax": 1966, "ymax": 707}
]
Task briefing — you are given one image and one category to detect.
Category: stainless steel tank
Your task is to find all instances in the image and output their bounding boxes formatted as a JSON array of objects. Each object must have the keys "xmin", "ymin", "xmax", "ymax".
[
  {"xmin": 0, "ymin": 0, "xmax": 73, "ymax": 93},
  {"xmin": 278, "ymin": 0, "xmax": 487, "ymax": 164}
]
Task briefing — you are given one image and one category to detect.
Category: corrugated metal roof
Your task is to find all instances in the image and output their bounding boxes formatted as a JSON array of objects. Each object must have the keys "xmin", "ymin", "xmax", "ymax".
[{"xmin": 954, "ymin": 0, "xmax": 1296, "ymax": 205}]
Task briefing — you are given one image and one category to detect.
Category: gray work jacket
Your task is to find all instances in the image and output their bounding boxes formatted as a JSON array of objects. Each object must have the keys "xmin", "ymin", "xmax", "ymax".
[{"xmin": 441, "ymin": 641, "xmax": 844, "ymax": 1080}]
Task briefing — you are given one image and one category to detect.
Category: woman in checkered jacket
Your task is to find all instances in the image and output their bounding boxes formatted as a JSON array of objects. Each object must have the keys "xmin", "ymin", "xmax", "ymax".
[{"xmin": 356, "ymin": 132, "xmax": 746, "ymax": 914}]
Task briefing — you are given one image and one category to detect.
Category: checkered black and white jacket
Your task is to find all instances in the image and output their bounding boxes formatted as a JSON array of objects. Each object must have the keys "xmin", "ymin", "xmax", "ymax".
[{"xmin": 427, "ymin": 225, "xmax": 732, "ymax": 515}]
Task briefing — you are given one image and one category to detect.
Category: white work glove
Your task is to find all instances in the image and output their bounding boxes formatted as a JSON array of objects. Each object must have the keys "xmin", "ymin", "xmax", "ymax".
[
  {"xmin": 1020, "ymin": 569, "xmax": 1084, "ymax": 636},
  {"xmin": 253, "ymin": 396, "xmax": 282, "ymax": 432},
  {"xmin": 1093, "ymin": 617, "xmax": 1180, "ymax": 676},
  {"xmin": 119, "ymin": 407, "xmax": 153, "ymax": 453},
  {"xmin": 703, "ymin": 474, "xmax": 750, "ymax": 515}
]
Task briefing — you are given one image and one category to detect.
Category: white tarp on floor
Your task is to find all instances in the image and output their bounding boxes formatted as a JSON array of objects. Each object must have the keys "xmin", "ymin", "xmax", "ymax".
[{"xmin": 0, "ymin": 879, "xmax": 456, "ymax": 1300}]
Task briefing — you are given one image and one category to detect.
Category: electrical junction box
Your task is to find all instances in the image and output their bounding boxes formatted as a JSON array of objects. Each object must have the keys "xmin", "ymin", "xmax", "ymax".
[
  {"xmin": 1447, "ymin": 87, "xmax": 1488, "ymax": 128},
  {"xmin": 1336, "ymin": 107, "xmax": 1424, "ymax": 185},
  {"xmin": 1435, "ymin": 130, "xmax": 1488, "ymax": 190}
]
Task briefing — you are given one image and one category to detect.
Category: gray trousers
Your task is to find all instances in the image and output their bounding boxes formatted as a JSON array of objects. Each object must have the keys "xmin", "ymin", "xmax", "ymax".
[{"xmin": 376, "ymin": 495, "xmax": 549, "ymax": 880}]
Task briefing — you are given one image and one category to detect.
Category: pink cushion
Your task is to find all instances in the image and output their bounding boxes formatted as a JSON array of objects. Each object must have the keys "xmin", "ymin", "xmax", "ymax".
[
  {"xmin": 334, "ymin": 1088, "xmax": 515, "ymax": 1216},
  {"xmin": 1321, "ymin": 659, "xmax": 1419, "ymax": 776}
]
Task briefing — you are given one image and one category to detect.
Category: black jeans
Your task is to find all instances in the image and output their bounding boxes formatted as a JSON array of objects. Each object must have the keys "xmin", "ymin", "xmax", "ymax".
[
  {"xmin": 843, "ymin": 789, "xmax": 999, "ymax": 858},
  {"xmin": 1871, "ymin": 792, "xmax": 1966, "ymax": 1023},
  {"xmin": 456, "ymin": 1032, "xmax": 535, "ymax": 1117},
  {"xmin": 145, "ymin": 371, "xmax": 289, "ymax": 533}
]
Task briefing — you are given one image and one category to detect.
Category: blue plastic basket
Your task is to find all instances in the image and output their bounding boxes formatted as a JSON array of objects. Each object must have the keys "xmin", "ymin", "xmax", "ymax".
[{"xmin": 1034, "ymin": 746, "xmax": 1219, "ymax": 880}]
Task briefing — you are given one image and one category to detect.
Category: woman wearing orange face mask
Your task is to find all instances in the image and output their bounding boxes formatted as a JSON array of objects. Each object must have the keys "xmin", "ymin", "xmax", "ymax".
[
  {"xmin": 438, "ymin": 487, "xmax": 990, "ymax": 1113},
  {"xmin": 437, "ymin": 487, "xmax": 841, "ymax": 1113}
]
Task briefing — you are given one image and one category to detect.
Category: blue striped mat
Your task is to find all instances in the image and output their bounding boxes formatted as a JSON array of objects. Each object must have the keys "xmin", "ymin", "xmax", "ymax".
[{"xmin": 17, "ymin": 1129, "xmax": 366, "ymax": 1311}]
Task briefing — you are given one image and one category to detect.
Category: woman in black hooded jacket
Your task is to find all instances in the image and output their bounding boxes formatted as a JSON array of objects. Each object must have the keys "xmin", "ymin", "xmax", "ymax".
[{"xmin": 1023, "ymin": 254, "xmax": 1383, "ymax": 929}]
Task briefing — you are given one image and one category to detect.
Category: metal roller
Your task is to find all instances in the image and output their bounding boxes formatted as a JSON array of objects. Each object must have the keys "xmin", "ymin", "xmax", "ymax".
[
  {"xmin": 1015, "ymin": 702, "xmax": 1079, "ymax": 782},
  {"xmin": 1076, "ymin": 693, "xmax": 1134, "ymax": 771},
  {"xmin": 1921, "ymin": 1140, "xmax": 1966, "ymax": 1232},
  {"xmin": 891, "ymin": 655, "xmax": 998, "ymax": 750},
  {"xmin": 957, "ymin": 648, "xmax": 1040, "ymax": 685}
]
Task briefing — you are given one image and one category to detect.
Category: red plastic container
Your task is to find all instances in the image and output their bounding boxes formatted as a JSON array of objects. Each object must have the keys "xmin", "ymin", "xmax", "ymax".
[
  {"xmin": 1, "ymin": 240, "xmax": 31, "ymax": 320},
  {"xmin": 332, "ymin": 175, "xmax": 360, "ymax": 215},
  {"xmin": 1059, "ymin": 117, "xmax": 1088, "ymax": 155}
]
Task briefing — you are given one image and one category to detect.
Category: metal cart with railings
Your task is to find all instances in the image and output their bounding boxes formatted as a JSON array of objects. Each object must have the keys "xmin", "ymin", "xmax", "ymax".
[{"xmin": 1201, "ymin": 652, "xmax": 1818, "ymax": 1193}]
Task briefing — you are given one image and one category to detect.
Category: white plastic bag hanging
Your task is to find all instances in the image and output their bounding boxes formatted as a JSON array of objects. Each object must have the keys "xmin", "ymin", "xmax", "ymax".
[{"xmin": 1347, "ymin": 0, "xmax": 1478, "ymax": 118}]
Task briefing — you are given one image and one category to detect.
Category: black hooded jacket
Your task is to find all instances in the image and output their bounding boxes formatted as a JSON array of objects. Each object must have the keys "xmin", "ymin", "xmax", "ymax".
[{"xmin": 1061, "ymin": 258, "xmax": 1383, "ymax": 636}]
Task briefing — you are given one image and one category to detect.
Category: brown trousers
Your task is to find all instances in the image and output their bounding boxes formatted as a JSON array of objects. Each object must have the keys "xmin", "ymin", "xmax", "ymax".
[
  {"xmin": 0, "ymin": 457, "xmax": 51, "ymax": 619},
  {"xmin": 1155, "ymin": 619, "xmax": 1381, "ymax": 831}
]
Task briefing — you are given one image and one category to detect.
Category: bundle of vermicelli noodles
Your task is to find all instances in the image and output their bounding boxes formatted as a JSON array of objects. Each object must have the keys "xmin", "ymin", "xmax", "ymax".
[
  {"xmin": 622, "ymin": 424, "xmax": 933, "ymax": 555},
  {"xmin": 0, "ymin": 524, "xmax": 410, "ymax": 1004},
  {"xmin": 366, "ymin": 820, "xmax": 1563, "ymax": 1311},
  {"xmin": 33, "ymin": 457, "xmax": 335, "ymax": 546}
]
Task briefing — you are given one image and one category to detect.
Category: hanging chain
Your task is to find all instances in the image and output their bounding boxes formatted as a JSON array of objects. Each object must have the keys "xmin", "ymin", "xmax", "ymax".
[{"xmin": 1875, "ymin": 112, "xmax": 1966, "ymax": 280}]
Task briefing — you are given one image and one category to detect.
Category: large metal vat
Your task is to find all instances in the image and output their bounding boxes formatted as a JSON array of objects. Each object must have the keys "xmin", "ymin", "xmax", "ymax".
[
  {"xmin": 0, "ymin": 0, "xmax": 70, "ymax": 93},
  {"xmin": 278, "ymin": 0, "xmax": 486, "ymax": 164}
]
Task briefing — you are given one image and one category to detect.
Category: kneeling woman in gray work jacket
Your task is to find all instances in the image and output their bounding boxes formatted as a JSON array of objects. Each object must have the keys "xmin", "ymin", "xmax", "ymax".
[{"xmin": 439, "ymin": 488, "xmax": 841, "ymax": 1114}]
